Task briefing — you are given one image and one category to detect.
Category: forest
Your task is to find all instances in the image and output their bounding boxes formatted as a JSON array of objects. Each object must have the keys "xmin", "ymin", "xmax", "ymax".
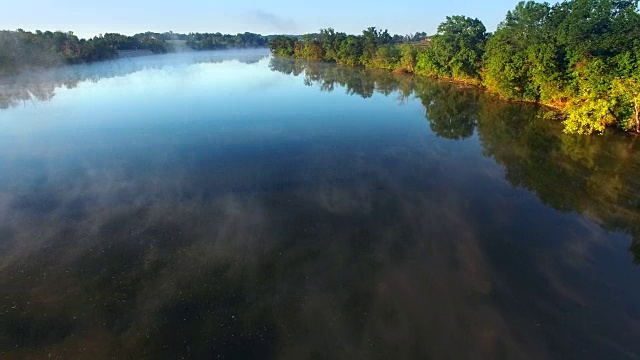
[
  {"xmin": 186, "ymin": 32, "xmax": 267, "ymax": 50},
  {"xmin": 268, "ymin": 0, "xmax": 640, "ymax": 135},
  {"xmin": 0, "ymin": 30, "xmax": 267, "ymax": 75}
]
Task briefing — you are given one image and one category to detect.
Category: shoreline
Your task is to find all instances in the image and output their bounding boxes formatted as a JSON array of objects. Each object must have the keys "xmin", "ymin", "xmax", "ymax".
[
  {"xmin": 280, "ymin": 55, "xmax": 569, "ymax": 116},
  {"xmin": 273, "ymin": 54, "xmax": 639, "ymax": 138},
  {"xmin": 0, "ymin": 47, "xmax": 271, "ymax": 78}
]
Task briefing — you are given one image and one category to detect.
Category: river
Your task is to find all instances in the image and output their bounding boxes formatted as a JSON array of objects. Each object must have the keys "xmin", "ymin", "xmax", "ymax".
[{"xmin": 1, "ymin": 49, "xmax": 639, "ymax": 359}]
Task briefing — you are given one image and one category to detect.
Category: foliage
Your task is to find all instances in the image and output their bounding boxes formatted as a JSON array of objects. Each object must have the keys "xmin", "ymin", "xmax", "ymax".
[
  {"xmin": 611, "ymin": 77, "xmax": 640, "ymax": 132},
  {"xmin": 186, "ymin": 32, "xmax": 267, "ymax": 50},
  {"xmin": 368, "ymin": 45, "xmax": 401, "ymax": 70},
  {"xmin": 397, "ymin": 44, "xmax": 418, "ymax": 73},
  {"xmin": 268, "ymin": 36, "xmax": 296, "ymax": 57},
  {"xmin": 483, "ymin": 0, "xmax": 640, "ymax": 133},
  {"xmin": 0, "ymin": 29, "xmax": 176, "ymax": 74},
  {"xmin": 483, "ymin": 1, "xmax": 560, "ymax": 101},
  {"xmin": 269, "ymin": 0, "xmax": 640, "ymax": 134},
  {"xmin": 0, "ymin": 29, "xmax": 268, "ymax": 75},
  {"xmin": 414, "ymin": 16, "xmax": 487, "ymax": 82}
]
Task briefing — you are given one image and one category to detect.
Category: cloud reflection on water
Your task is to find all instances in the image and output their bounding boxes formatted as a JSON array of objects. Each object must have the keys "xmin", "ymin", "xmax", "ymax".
[{"xmin": 0, "ymin": 53, "xmax": 639, "ymax": 359}]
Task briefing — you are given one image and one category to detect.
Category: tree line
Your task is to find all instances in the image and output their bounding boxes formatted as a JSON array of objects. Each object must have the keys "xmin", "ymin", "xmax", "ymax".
[
  {"xmin": 186, "ymin": 32, "xmax": 267, "ymax": 50},
  {"xmin": 268, "ymin": 0, "xmax": 640, "ymax": 135},
  {"xmin": 0, "ymin": 30, "xmax": 268, "ymax": 75}
]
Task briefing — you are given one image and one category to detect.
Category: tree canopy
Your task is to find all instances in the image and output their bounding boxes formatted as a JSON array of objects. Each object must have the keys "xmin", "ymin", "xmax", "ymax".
[
  {"xmin": 0, "ymin": 30, "xmax": 268, "ymax": 75},
  {"xmin": 269, "ymin": 0, "xmax": 640, "ymax": 135}
]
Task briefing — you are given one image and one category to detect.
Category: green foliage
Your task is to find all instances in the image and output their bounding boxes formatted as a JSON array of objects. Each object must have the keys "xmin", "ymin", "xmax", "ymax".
[
  {"xmin": 611, "ymin": 77, "xmax": 640, "ymax": 132},
  {"xmin": 187, "ymin": 32, "xmax": 267, "ymax": 50},
  {"xmin": 269, "ymin": 20, "xmax": 487, "ymax": 84},
  {"xmin": 397, "ymin": 44, "xmax": 418, "ymax": 73},
  {"xmin": 359, "ymin": 27, "xmax": 393, "ymax": 66},
  {"xmin": 318, "ymin": 28, "xmax": 346, "ymax": 62},
  {"xmin": 415, "ymin": 47, "xmax": 446, "ymax": 77},
  {"xmin": 414, "ymin": 16, "xmax": 487, "ymax": 82},
  {"xmin": 482, "ymin": 0, "xmax": 640, "ymax": 133},
  {"xmin": 555, "ymin": 0, "xmax": 640, "ymax": 61},
  {"xmin": 368, "ymin": 45, "xmax": 401, "ymax": 70},
  {"xmin": 292, "ymin": 35, "xmax": 326, "ymax": 61},
  {"xmin": 483, "ymin": 1, "xmax": 558, "ymax": 100},
  {"xmin": 8, "ymin": 0, "xmax": 637, "ymax": 135},
  {"xmin": 336, "ymin": 36, "xmax": 363, "ymax": 66},
  {"xmin": 269, "ymin": 1, "xmax": 640, "ymax": 134},
  {"xmin": 434, "ymin": 16, "xmax": 487, "ymax": 79},
  {"xmin": 269, "ymin": 36, "xmax": 296, "ymax": 57},
  {"xmin": 564, "ymin": 97, "xmax": 615, "ymax": 134},
  {"xmin": 269, "ymin": 26, "xmax": 406, "ymax": 68},
  {"xmin": 0, "ymin": 29, "xmax": 268, "ymax": 74},
  {"xmin": 562, "ymin": 58, "xmax": 615, "ymax": 134}
]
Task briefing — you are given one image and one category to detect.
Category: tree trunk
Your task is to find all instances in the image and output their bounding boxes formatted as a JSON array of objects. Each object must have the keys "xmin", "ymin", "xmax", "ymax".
[{"xmin": 635, "ymin": 97, "xmax": 640, "ymax": 133}]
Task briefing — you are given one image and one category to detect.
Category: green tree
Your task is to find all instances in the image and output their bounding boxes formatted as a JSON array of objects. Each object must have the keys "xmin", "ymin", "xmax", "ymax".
[
  {"xmin": 265, "ymin": 5, "xmax": 640, "ymax": 135},
  {"xmin": 416, "ymin": 16, "xmax": 487, "ymax": 81},
  {"xmin": 336, "ymin": 35, "xmax": 363, "ymax": 66},
  {"xmin": 368, "ymin": 45, "xmax": 401, "ymax": 70},
  {"xmin": 397, "ymin": 44, "xmax": 418, "ymax": 73},
  {"xmin": 268, "ymin": 36, "xmax": 296, "ymax": 57},
  {"xmin": 483, "ymin": 1, "xmax": 562, "ymax": 101},
  {"xmin": 563, "ymin": 58, "xmax": 617, "ymax": 134},
  {"xmin": 611, "ymin": 77, "xmax": 640, "ymax": 132}
]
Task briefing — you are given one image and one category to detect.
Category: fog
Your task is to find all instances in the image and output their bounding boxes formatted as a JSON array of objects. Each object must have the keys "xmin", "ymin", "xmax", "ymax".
[
  {"xmin": 0, "ymin": 49, "xmax": 269, "ymax": 109},
  {"xmin": 1, "ymin": 51, "xmax": 639, "ymax": 359}
]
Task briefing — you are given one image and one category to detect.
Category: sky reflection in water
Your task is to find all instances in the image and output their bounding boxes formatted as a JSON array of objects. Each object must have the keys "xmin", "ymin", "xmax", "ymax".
[{"xmin": 0, "ymin": 50, "xmax": 639, "ymax": 359}]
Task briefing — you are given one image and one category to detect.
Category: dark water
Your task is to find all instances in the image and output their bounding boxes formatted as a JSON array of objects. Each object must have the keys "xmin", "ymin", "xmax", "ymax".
[{"xmin": 1, "ymin": 49, "xmax": 640, "ymax": 359}]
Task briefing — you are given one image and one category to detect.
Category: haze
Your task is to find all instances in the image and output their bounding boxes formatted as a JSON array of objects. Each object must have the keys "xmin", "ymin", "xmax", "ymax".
[{"xmin": 2, "ymin": 0, "xmax": 521, "ymax": 38}]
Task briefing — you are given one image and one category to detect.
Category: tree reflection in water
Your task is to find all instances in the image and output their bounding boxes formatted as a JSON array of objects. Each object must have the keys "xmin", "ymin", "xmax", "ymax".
[
  {"xmin": 0, "ymin": 55, "xmax": 638, "ymax": 359},
  {"xmin": 0, "ymin": 51, "xmax": 268, "ymax": 109},
  {"xmin": 270, "ymin": 56, "xmax": 640, "ymax": 264}
]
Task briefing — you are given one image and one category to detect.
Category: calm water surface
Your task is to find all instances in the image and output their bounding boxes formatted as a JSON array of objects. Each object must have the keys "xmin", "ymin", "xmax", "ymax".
[{"xmin": 1, "ymin": 49, "xmax": 640, "ymax": 359}]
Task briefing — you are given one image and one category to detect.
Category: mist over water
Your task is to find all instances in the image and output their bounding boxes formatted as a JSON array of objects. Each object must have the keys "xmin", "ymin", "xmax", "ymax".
[
  {"xmin": 0, "ymin": 49, "xmax": 268, "ymax": 109},
  {"xmin": 1, "ymin": 50, "xmax": 639, "ymax": 359}
]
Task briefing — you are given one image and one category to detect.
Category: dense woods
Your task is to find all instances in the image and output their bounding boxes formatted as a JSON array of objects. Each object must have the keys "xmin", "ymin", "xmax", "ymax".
[
  {"xmin": 186, "ymin": 32, "xmax": 267, "ymax": 50},
  {"xmin": 0, "ymin": 30, "xmax": 267, "ymax": 75},
  {"xmin": 269, "ymin": 0, "xmax": 640, "ymax": 135},
  {"xmin": 0, "ymin": 30, "xmax": 167, "ymax": 74}
]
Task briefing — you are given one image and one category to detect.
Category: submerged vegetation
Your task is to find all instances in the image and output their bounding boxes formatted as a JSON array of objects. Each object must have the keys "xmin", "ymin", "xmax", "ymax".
[
  {"xmin": 0, "ymin": 30, "xmax": 267, "ymax": 75},
  {"xmin": 268, "ymin": 0, "xmax": 640, "ymax": 135}
]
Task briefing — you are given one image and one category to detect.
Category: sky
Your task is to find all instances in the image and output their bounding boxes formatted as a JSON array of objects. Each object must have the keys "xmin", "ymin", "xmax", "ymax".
[{"xmin": 1, "ymin": 0, "xmax": 523, "ymax": 38}]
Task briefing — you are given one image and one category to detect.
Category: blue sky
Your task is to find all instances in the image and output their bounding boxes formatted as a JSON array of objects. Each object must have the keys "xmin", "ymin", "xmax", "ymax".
[{"xmin": 2, "ymin": 0, "xmax": 524, "ymax": 38}]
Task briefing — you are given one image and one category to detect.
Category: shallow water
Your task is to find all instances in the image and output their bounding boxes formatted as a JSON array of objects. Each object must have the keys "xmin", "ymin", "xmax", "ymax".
[{"xmin": 1, "ymin": 49, "xmax": 639, "ymax": 359}]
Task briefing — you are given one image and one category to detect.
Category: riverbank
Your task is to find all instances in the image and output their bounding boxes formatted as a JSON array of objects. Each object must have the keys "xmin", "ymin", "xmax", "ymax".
[
  {"xmin": 0, "ymin": 49, "xmax": 270, "ymax": 110},
  {"xmin": 0, "ymin": 29, "xmax": 268, "ymax": 76},
  {"xmin": 268, "ymin": 1, "xmax": 640, "ymax": 135},
  {"xmin": 278, "ymin": 53, "xmax": 569, "ymax": 116},
  {"xmin": 274, "ymin": 43, "xmax": 637, "ymax": 135}
]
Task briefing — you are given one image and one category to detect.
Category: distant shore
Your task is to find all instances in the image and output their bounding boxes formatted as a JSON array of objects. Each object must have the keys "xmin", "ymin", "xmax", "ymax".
[
  {"xmin": 268, "ymin": 0, "xmax": 640, "ymax": 136},
  {"xmin": 0, "ymin": 30, "xmax": 269, "ymax": 76}
]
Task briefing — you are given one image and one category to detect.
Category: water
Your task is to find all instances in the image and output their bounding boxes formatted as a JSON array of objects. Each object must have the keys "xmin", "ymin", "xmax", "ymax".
[{"xmin": 1, "ymin": 49, "xmax": 639, "ymax": 359}]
